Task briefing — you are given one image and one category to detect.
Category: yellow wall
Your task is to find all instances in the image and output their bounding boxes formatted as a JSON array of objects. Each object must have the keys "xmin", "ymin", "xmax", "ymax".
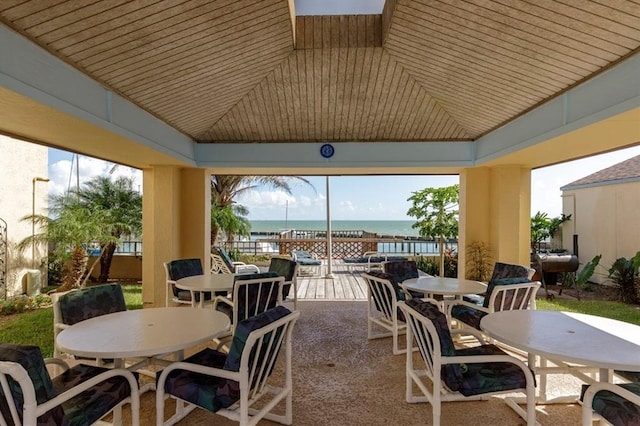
[
  {"xmin": 460, "ymin": 166, "xmax": 531, "ymax": 278},
  {"xmin": 88, "ymin": 256, "xmax": 142, "ymax": 281},
  {"xmin": 562, "ymin": 181, "xmax": 640, "ymax": 284}
]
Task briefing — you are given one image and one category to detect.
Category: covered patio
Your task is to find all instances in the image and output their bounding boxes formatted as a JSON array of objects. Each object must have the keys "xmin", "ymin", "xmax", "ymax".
[
  {"xmin": 3, "ymin": 4, "xmax": 640, "ymax": 424},
  {"xmin": 1, "ymin": 1, "xmax": 639, "ymax": 309}
]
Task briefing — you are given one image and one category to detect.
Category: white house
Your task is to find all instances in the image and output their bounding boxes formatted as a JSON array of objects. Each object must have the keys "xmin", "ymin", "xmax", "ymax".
[{"xmin": 561, "ymin": 155, "xmax": 640, "ymax": 284}]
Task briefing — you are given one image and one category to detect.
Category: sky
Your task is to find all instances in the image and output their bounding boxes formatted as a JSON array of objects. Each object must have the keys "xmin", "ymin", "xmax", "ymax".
[{"xmin": 47, "ymin": 145, "xmax": 640, "ymax": 222}]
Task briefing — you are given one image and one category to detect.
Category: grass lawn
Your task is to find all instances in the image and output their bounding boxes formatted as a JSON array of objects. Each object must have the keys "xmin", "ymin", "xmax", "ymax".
[
  {"xmin": 537, "ymin": 298, "xmax": 640, "ymax": 326},
  {"xmin": 0, "ymin": 284, "xmax": 143, "ymax": 357}
]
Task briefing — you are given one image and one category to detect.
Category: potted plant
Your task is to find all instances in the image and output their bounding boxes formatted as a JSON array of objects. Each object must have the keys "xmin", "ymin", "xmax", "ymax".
[{"xmin": 465, "ymin": 240, "xmax": 493, "ymax": 282}]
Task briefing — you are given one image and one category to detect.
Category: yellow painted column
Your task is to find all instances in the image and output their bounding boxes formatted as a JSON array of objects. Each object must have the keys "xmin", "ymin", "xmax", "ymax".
[
  {"xmin": 459, "ymin": 166, "xmax": 532, "ymax": 278},
  {"xmin": 458, "ymin": 167, "xmax": 491, "ymax": 279},
  {"xmin": 179, "ymin": 168, "xmax": 212, "ymax": 264},
  {"xmin": 142, "ymin": 166, "xmax": 180, "ymax": 308},
  {"xmin": 489, "ymin": 166, "xmax": 531, "ymax": 265},
  {"xmin": 141, "ymin": 166, "xmax": 211, "ymax": 308}
]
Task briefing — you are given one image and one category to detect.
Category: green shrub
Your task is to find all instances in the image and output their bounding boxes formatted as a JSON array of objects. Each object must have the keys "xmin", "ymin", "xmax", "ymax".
[
  {"xmin": 415, "ymin": 256, "xmax": 438, "ymax": 275},
  {"xmin": 608, "ymin": 251, "xmax": 640, "ymax": 304}
]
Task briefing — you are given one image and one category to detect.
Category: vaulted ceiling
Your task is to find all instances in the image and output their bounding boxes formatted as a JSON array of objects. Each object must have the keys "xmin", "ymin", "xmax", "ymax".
[{"xmin": 2, "ymin": 0, "xmax": 639, "ymax": 149}]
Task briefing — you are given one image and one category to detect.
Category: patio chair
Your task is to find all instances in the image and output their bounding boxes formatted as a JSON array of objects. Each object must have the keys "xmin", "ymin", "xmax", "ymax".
[
  {"xmin": 211, "ymin": 247, "xmax": 261, "ymax": 274},
  {"xmin": 156, "ymin": 306, "xmax": 299, "ymax": 426},
  {"xmin": 212, "ymin": 272, "xmax": 284, "ymax": 348},
  {"xmin": 361, "ymin": 271, "xmax": 412, "ymax": 355},
  {"xmin": 398, "ymin": 299, "xmax": 536, "ymax": 426},
  {"xmin": 164, "ymin": 258, "xmax": 214, "ymax": 306},
  {"xmin": 0, "ymin": 343, "xmax": 140, "ymax": 426},
  {"xmin": 344, "ymin": 251, "xmax": 387, "ymax": 273},
  {"xmin": 382, "ymin": 259, "xmax": 433, "ymax": 298},
  {"xmin": 448, "ymin": 277, "xmax": 541, "ymax": 333},
  {"xmin": 462, "ymin": 262, "xmax": 535, "ymax": 305},
  {"xmin": 52, "ymin": 283, "xmax": 126, "ymax": 361},
  {"xmin": 581, "ymin": 381, "xmax": 640, "ymax": 426},
  {"xmin": 290, "ymin": 250, "xmax": 322, "ymax": 276},
  {"xmin": 383, "ymin": 259, "xmax": 431, "ymax": 282},
  {"xmin": 267, "ymin": 257, "xmax": 300, "ymax": 309}
]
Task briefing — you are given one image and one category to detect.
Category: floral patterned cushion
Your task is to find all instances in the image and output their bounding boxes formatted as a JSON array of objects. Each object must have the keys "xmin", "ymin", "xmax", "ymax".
[
  {"xmin": 233, "ymin": 272, "xmax": 281, "ymax": 323},
  {"xmin": 454, "ymin": 345, "xmax": 529, "ymax": 396},
  {"xmin": 582, "ymin": 383, "xmax": 640, "ymax": 426},
  {"xmin": 616, "ymin": 370, "xmax": 640, "ymax": 382},
  {"xmin": 268, "ymin": 258, "xmax": 297, "ymax": 299},
  {"xmin": 383, "ymin": 260, "xmax": 419, "ymax": 285},
  {"xmin": 490, "ymin": 262, "xmax": 531, "ymax": 281},
  {"xmin": 59, "ymin": 284, "xmax": 126, "ymax": 325},
  {"xmin": 366, "ymin": 270, "xmax": 405, "ymax": 301},
  {"xmin": 166, "ymin": 258, "xmax": 203, "ymax": 281},
  {"xmin": 0, "ymin": 343, "xmax": 63, "ymax": 425},
  {"xmin": 160, "ymin": 306, "xmax": 292, "ymax": 413},
  {"xmin": 0, "ymin": 344, "xmax": 132, "ymax": 425},
  {"xmin": 52, "ymin": 363, "xmax": 136, "ymax": 425},
  {"xmin": 166, "ymin": 258, "xmax": 210, "ymax": 302},
  {"xmin": 159, "ymin": 348, "xmax": 231, "ymax": 413},
  {"xmin": 450, "ymin": 304, "xmax": 487, "ymax": 330},
  {"xmin": 483, "ymin": 277, "xmax": 532, "ymax": 309}
]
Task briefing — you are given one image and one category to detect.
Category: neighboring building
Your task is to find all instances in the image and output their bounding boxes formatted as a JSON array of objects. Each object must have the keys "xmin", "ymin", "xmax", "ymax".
[
  {"xmin": 561, "ymin": 155, "xmax": 640, "ymax": 284},
  {"xmin": 0, "ymin": 135, "xmax": 49, "ymax": 297}
]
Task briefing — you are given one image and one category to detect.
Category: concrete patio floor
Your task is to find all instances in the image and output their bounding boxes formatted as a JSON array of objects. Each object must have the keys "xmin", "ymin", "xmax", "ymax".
[{"xmin": 106, "ymin": 297, "xmax": 601, "ymax": 425}]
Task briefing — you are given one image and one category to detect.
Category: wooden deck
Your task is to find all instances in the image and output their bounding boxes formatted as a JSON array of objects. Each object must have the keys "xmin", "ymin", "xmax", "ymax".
[{"xmin": 295, "ymin": 261, "xmax": 369, "ymax": 301}]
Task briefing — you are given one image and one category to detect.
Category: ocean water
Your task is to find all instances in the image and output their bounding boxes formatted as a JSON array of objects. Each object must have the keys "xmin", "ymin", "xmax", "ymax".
[{"xmin": 249, "ymin": 220, "xmax": 420, "ymax": 238}]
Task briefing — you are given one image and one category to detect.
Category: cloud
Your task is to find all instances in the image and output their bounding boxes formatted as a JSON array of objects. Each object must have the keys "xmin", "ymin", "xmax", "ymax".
[
  {"xmin": 237, "ymin": 189, "xmax": 326, "ymax": 220},
  {"xmin": 48, "ymin": 156, "xmax": 142, "ymax": 195}
]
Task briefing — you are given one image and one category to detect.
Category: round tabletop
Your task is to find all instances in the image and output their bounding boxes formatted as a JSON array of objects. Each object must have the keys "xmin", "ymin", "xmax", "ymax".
[
  {"xmin": 402, "ymin": 277, "xmax": 487, "ymax": 295},
  {"xmin": 480, "ymin": 310, "xmax": 640, "ymax": 371},
  {"xmin": 56, "ymin": 307, "xmax": 230, "ymax": 359},
  {"xmin": 175, "ymin": 273, "xmax": 236, "ymax": 292}
]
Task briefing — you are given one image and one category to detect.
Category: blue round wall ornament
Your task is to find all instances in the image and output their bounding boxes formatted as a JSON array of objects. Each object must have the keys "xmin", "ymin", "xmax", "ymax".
[{"xmin": 320, "ymin": 143, "xmax": 335, "ymax": 159}]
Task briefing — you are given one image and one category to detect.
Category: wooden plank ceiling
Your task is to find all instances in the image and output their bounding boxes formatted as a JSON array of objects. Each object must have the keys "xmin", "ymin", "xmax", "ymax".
[{"xmin": 1, "ymin": 0, "xmax": 640, "ymax": 143}]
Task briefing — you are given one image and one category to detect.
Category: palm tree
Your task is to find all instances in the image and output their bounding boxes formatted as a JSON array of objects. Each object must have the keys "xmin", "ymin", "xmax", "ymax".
[
  {"xmin": 19, "ymin": 193, "xmax": 114, "ymax": 291},
  {"xmin": 74, "ymin": 176, "xmax": 142, "ymax": 281},
  {"xmin": 210, "ymin": 176, "xmax": 313, "ymax": 245},
  {"xmin": 211, "ymin": 204, "xmax": 251, "ymax": 247}
]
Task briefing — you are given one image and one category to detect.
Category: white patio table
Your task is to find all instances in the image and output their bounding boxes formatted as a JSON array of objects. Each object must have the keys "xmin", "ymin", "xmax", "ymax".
[
  {"xmin": 56, "ymin": 307, "xmax": 231, "ymax": 370},
  {"xmin": 481, "ymin": 310, "xmax": 640, "ymax": 403},
  {"xmin": 175, "ymin": 273, "xmax": 236, "ymax": 308},
  {"xmin": 402, "ymin": 276, "xmax": 487, "ymax": 299}
]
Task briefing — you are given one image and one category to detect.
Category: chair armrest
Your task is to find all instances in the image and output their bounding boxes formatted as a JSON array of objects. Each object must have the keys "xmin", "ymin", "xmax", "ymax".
[
  {"xmin": 582, "ymin": 382, "xmax": 640, "ymax": 425},
  {"xmin": 36, "ymin": 368, "xmax": 139, "ymax": 418},
  {"xmin": 450, "ymin": 327, "xmax": 488, "ymax": 344},
  {"xmin": 158, "ymin": 361, "xmax": 240, "ymax": 383},
  {"xmin": 446, "ymin": 299, "xmax": 490, "ymax": 317},
  {"xmin": 212, "ymin": 295, "xmax": 234, "ymax": 312},
  {"xmin": 44, "ymin": 358, "xmax": 71, "ymax": 372},
  {"xmin": 441, "ymin": 353, "xmax": 535, "ymax": 388},
  {"xmin": 235, "ymin": 264, "xmax": 261, "ymax": 274}
]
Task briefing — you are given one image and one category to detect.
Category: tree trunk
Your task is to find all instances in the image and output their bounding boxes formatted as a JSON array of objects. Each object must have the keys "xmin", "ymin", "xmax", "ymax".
[
  {"xmin": 439, "ymin": 235, "xmax": 445, "ymax": 277},
  {"xmin": 211, "ymin": 225, "xmax": 220, "ymax": 247},
  {"xmin": 58, "ymin": 246, "xmax": 88, "ymax": 292},
  {"xmin": 98, "ymin": 241, "xmax": 117, "ymax": 282}
]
